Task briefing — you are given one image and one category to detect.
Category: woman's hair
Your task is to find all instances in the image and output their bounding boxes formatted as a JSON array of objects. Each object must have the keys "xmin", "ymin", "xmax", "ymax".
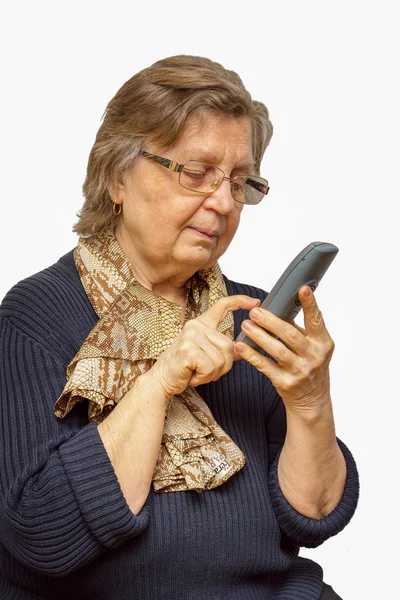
[{"xmin": 73, "ymin": 55, "xmax": 273, "ymax": 236}]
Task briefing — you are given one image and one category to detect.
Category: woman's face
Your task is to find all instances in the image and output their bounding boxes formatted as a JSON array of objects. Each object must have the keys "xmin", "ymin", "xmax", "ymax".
[{"xmin": 113, "ymin": 113, "xmax": 254, "ymax": 281}]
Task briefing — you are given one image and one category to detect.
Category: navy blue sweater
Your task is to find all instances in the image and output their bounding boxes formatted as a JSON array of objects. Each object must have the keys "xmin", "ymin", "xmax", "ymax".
[{"xmin": 0, "ymin": 248, "xmax": 359, "ymax": 599}]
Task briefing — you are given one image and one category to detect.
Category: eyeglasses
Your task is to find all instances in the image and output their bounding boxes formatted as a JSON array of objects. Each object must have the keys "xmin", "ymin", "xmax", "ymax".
[{"xmin": 139, "ymin": 150, "xmax": 269, "ymax": 205}]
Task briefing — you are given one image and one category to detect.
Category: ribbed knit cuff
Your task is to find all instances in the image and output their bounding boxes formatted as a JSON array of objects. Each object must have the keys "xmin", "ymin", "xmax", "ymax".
[
  {"xmin": 269, "ymin": 437, "xmax": 360, "ymax": 547},
  {"xmin": 59, "ymin": 423, "xmax": 150, "ymax": 550}
]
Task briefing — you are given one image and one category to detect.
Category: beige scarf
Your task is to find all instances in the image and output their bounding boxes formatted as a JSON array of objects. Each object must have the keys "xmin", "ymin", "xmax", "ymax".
[{"xmin": 54, "ymin": 230, "xmax": 246, "ymax": 493}]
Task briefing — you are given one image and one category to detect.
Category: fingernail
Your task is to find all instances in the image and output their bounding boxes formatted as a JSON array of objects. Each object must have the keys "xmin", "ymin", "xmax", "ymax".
[
  {"xmin": 304, "ymin": 286, "xmax": 311, "ymax": 297},
  {"xmin": 251, "ymin": 308, "xmax": 261, "ymax": 318}
]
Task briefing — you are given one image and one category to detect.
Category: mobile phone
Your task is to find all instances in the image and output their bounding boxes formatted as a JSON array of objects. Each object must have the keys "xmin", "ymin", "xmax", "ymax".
[{"xmin": 235, "ymin": 241, "xmax": 339, "ymax": 353}]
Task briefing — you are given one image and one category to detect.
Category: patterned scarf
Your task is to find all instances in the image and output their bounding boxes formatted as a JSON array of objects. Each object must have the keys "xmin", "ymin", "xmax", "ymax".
[{"xmin": 54, "ymin": 230, "xmax": 246, "ymax": 493}]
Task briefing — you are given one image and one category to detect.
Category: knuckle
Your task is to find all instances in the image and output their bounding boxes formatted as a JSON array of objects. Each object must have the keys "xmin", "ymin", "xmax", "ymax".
[
  {"xmin": 297, "ymin": 358, "xmax": 312, "ymax": 377},
  {"xmin": 316, "ymin": 339, "xmax": 334, "ymax": 364},
  {"xmin": 224, "ymin": 355, "xmax": 234, "ymax": 372},
  {"xmin": 210, "ymin": 360, "xmax": 225, "ymax": 377},
  {"xmin": 275, "ymin": 343, "xmax": 288, "ymax": 362},
  {"xmin": 181, "ymin": 324, "xmax": 201, "ymax": 342},
  {"xmin": 182, "ymin": 320, "xmax": 196, "ymax": 332},
  {"xmin": 314, "ymin": 356, "xmax": 324, "ymax": 369},
  {"xmin": 327, "ymin": 338, "xmax": 335, "ymax": 354},
  {"xmin": 181, "ymin": 353, "xmax": 193, "ymax": 369},
  {"xmin": 277, "ymin": 377, "xmax": 293, "ymax": 393},
  {"xmin": 177, "ymin": 338, "xmax": 193, "ymax": 355},
  {"xmin": 285, "ymin": 326, "xmax": 301, "ymax": 345},
  {"xmin": 220, "ymin": 336, "xmax": 234, "ymax": 353},
  {"xmin": 219, "ymin": 351, "xmax": 231, "ymax": 368},
  {"xmin": 311, "ymin": 310, "xmax": 324, "ymax": 328},
  {"xmin": 252, "ymin": 354, "xmax": 267, "ymax": 371},
  {"xmin": 212, "ymin": 354, "xmax": 224, "ymax": 371}
]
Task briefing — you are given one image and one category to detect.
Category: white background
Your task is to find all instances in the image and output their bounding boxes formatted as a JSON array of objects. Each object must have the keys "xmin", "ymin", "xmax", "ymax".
[{"xmin": 1, "ymin": 1, "xmax": 398, "ymax": 597}]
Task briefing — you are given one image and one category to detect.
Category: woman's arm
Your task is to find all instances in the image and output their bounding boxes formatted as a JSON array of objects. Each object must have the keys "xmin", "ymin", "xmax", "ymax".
[
  {"xmin": 98, "ymin": 294, "xmax": 262, "ymax": 513},
  {"xmin": 98, "ymin": 372, "xmax": 170, "ymax": 515},
  {"xmin": 265, "ymin": 386, "xmax": 359, "ymax": 548},
  {"xmin": 0, "ymin": 317, "xmax": 152, "ymax": 577},
  {"xmin": 277, "ymin": 398, "xmax": 347, "ymax": 519}
]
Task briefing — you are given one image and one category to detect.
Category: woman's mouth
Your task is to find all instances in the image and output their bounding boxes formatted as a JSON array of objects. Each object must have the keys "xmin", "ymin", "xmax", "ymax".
[{"xmin": 188, "ymin": 227, "xmax": 219, "ymax": 240}]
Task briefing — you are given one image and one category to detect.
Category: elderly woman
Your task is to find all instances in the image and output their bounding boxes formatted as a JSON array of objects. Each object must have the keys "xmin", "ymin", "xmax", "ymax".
[{"xmin": 0, "ymin": 55, "xmax": 358, "ymax": 600}]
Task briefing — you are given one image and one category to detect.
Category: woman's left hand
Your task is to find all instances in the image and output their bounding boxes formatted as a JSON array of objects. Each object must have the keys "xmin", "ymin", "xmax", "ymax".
[{"xmin": 235, "ymin": 286, "xmax": 335, "ymax": 419}]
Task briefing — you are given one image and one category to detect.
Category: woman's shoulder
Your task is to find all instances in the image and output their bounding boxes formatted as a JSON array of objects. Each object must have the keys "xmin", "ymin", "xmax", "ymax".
[
  {"xmin": 0, "ymin": 248, "xmax": 98, "ymax": 360},
  {"xmin": 223, "ymin": 274, "xmax": 268, "ymax": 302},
  {"xmin": 0, "ymin": 248, "xmax": 85, "ymax": 319}
]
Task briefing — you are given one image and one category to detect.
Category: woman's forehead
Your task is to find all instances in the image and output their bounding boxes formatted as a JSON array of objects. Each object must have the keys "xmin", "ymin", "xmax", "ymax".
[{"xmin": 171, "ymin": 114, "xmax": 254, "ymax": 165}]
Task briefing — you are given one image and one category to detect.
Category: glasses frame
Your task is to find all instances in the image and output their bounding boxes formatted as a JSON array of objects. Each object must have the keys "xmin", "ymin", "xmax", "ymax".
[{"xmin": 139, "ymin": 150, "xmax": 269, "ymax": 205}]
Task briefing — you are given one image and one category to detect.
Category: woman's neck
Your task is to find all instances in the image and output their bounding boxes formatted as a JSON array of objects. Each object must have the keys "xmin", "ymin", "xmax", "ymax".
[{"xmin": 115, "ymin": 227, "xmax": 190, "ymax": 305}]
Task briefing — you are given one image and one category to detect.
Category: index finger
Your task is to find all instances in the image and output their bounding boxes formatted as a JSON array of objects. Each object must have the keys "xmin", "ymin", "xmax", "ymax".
[{"xmin": 197, "ymin": 295, "xmax": 261, "ymax": 329}]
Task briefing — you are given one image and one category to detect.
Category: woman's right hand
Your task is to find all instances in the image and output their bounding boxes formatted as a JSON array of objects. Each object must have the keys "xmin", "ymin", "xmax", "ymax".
[{"xmin": 145, "ymin": 295, "xmax": 261, "ymax": 400}]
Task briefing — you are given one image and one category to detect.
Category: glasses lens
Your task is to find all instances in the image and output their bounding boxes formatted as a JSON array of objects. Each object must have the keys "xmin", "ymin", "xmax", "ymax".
[
  {"xmin": 233, "ymin": 176, "xmax": 269, "ymax": 205},
  {"xmin": 180, "ymin": 161, "xmax": 222, "ymax": 192}
]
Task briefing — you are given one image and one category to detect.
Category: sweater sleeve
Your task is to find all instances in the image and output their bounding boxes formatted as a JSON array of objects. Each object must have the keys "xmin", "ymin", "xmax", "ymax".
[
  {"xmin": 0, "ymin": 317, "xmax": 150, "ymax": 577},
  {"xmin": 265, "ymin": 388, "xmax": 360, "ymax": 549}
]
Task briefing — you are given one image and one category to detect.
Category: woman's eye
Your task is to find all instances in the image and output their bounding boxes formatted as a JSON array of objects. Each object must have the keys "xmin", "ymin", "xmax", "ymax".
[{"xmin": 185, "ymin": 171, "xmax": 206, "ymax": 180}]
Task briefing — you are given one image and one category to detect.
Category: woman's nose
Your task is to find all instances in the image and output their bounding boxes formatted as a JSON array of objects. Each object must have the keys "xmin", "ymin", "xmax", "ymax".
[{"xmin": 204, "ymin": 179, "xmax": 235, "ymax": 214}]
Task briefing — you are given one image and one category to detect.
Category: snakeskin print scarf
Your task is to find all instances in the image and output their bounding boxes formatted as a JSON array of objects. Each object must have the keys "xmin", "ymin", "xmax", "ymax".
[{"xmin": 54, "ymin": 230, "xmax": 246, "ymax": 493}]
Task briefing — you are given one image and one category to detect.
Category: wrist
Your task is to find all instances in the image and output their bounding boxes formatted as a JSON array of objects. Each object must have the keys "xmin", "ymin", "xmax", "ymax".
[
  {"xmin": 285, "ymin": 394, "xmax": 334, "ymax": 426},
  {"xmin": 135, "ymin": 370, "xmax": 172, "ymax": 411}
]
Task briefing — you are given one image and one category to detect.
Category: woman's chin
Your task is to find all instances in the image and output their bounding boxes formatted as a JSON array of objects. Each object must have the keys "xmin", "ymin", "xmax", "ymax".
[{"xmin": 177, "ymin": 246, "xmax": 219, "ymax": 269}]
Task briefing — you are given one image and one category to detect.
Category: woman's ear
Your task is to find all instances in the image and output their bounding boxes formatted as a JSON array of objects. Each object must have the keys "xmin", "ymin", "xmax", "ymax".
[{"xmin": 107, "ymin": 178, "xmax": 125, "ymax": 204}]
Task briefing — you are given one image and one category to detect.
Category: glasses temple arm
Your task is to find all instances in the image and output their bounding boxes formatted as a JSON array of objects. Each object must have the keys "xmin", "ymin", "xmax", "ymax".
[{"xmin": 140, "ymin": 151, "xmax": 183, "ymax": 173}]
